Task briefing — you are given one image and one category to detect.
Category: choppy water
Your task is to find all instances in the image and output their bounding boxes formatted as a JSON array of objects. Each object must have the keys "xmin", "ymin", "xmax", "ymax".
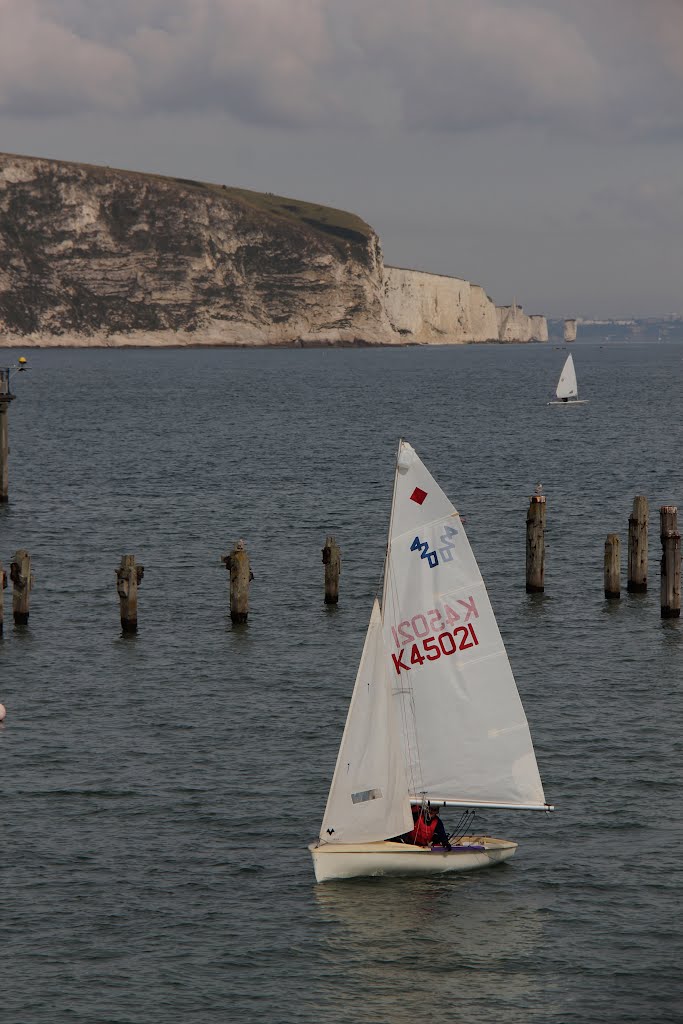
[{"xmin": 1, "ymin": 339, "xmax": 681, "ymax": 1024}]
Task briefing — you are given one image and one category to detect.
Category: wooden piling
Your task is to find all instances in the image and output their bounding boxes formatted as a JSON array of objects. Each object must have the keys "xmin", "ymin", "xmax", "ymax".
[
  {"xmin": 526, "ymin": 492, "xmax": 546, "ymax": 593},
  {"xmin": 627, "ymin": 495, "xmax": 648, "ymax": 593},
  {"xmin": 222, "ymin": 539, "xmax": 253, "ymax": 623},
  {"xmin": 10, "ymin": 549, "xmax": 32, "ymax": 625},
  {"xmin": 116, "ymin": 554, "xmax": 144, "ymax": 633},
  {"xmin": 660, "ymin": 506, "xmax": 681, "ymax": 619},
  {"xmin": 322, "ymin": 536, "xmax": 341, "ymax": 605},
  {"xmin": 0, "ymin": 368, "xmax": 16, "ymax": 503},
  {"xmin": 604, "ymin": 534, "xmax": 621, "ymax": 599},
  {"xmin": 0, "ymin": 560, "xmax": 6, "ymax": 635}
]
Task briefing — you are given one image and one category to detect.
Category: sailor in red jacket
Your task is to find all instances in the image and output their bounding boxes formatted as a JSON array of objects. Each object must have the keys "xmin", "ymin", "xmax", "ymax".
[{"xmin": 405, "ymin": 804, "xmax": 452, "ymax": 850}]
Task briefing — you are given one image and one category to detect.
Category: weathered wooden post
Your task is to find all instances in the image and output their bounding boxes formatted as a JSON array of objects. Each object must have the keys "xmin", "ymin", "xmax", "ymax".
[
  {"xmin": 322, "ymin": 536, "xmax": 341, "ymax": 605},
  {"xmin": 0, "ymin": 368, "xmax": 16, "ymax": 503},
  {"xmin": 0, "ymin": 560, "xmax": 6, "ymax": 635},
  {"xmin": 10, "ymin": 549, "xmax": 32, "ymax": 625},
  {"xmin": 116, "ymin": 554, "xmax": 144, "ymax": 633},
  {"xmin": 222, "ymin": 539, "xmax": 253, "ymax": 623},
  {"xmin": 604, "ymin": 534, "xmax": 621, "ymax": 599},
  {"xmin": 526, "ymin": 488, "xmax": 546, "ymax": 593},
  {"xmin": 660, "ymin": 506, "xmax": 681, "ymax": 619},
  {"xmin": 627, "ymin": 495, "xmax": 648, "ymax": 593}
]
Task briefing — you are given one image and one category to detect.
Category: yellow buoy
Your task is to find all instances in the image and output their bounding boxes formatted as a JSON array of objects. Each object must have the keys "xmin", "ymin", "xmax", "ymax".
[{"xmin": 18, "ymin": 357, "xmax": 27, "ymax": 364}]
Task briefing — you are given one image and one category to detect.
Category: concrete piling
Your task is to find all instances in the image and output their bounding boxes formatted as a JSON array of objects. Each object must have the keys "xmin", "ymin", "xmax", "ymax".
[
  {"xmin": 659, "ymin": 506, "xmax": 681, "ymax": 619},
  {"xmin": 10, "ymin": 549, "xmax": 32, "ymax": 625},
  {"xmin": 222, "ymin": 539, "xmax": 253, "ymax": 623},
  {"xmin": 604, "ymin": 534, "xmax": 621, "ymax": 599},
  {"xmin": 322, "ymin": 536, "xmax": 341, "ymax": 605},
  {"xmin": 526, "ymin": 491, "xmax": 546, "ymax": 594},
  {"xmin": 627, "ymin": 496, "xmax": 648, "ymax": 593},
  {"xmin": 116, "ymin": 554, "xmax": 144, "ymax": 632}
]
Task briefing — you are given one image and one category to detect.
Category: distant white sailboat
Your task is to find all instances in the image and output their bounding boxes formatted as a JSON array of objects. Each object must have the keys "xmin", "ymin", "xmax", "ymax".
[
  {"xmin": 548, "ymin": 353, "xmax": 587, "ymax": 405},
  {"xmin": 309, "ymin": 441, "xmax": 553, "ymax": 883}
]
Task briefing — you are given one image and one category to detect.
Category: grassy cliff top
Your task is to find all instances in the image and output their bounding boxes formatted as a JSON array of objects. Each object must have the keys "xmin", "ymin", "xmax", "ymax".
[
  {"xmin": 0, "ymin": 152, "xmax": 375, "ymax": 251},
  {"xmin": 190, "ymin": 181, "xmax": 374, "ymax": 246}
]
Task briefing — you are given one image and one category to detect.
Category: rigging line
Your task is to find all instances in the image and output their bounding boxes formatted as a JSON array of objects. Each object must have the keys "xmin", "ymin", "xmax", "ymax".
[
  {"xmin": 381, "ymin": 438, "xmax": 424, "ymax": 800},
  {"xmin": 447, "ymin": 810, "xmax": 467, "ymax": 840},
  {"xmin": 449, "ymin": 809, "xmax": 477, "ymax": 844}
]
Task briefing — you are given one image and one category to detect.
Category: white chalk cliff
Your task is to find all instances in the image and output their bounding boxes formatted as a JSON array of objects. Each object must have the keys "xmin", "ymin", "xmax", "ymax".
[
  {"xmin": 0, "ymin": 153, "xmax": 546, "ymax": 347},
  {"xmin": 383, "ymin": 269, "xmax": 547, "ymax": 345}
]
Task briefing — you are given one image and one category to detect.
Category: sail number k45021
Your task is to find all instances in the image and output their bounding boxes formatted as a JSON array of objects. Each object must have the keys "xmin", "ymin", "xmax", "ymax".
[
  {"xmin": 389, "ymin": 597, "xmax": 480, "ymax": 674},
  {"xmin": 390, "ymin": 596, "xmax": 478, "ymax": 649},
  {"xmin": 391, "ymin": 624, "xmax": 479, "ymax": 674}
]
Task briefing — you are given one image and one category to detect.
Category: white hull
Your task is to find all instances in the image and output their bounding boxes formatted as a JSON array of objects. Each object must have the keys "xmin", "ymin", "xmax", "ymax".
[
  {"xmin": 309, "ymin": 837, "xmax": 517, "ymax": 883},
  {"xmin": 548, "ymin": 399, "xmax": 588, "ymax": 405}
]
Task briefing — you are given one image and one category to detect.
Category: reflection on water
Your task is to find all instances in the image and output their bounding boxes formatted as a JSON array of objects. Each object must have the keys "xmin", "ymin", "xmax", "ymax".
[
  {"xmin": 312, "ymin": 874, "xmax": 553, "ymax": 1024},
  {"xmin": 659, "ymin": 618, "xmax": 683, "ymax": 648}
]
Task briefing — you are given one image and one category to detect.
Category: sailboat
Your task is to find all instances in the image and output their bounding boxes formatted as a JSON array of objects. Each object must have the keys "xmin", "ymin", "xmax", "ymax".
[
  {"xmin": 309, "ymin": 441, "xmax": 553, "ymax": 883},
  {"xmin": 548, "ymin": 353, "xmax": 587, "ymax": 405}
]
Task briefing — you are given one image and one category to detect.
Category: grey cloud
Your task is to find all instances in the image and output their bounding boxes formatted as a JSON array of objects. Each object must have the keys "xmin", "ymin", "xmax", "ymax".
[
  {"xmin": 0, "ymin": 0, "xmax": 136, "ymax": 115},
  {"xmin": 346, "ymin": 1, "xmax": 605, "ymax": 133},
  {"xmin": 1, "ymin": 0, "xmax": 683, "ymax": 138},
  {"xmin": 0, "ymin": 0, "xmax": 336, "ymax": 122}
]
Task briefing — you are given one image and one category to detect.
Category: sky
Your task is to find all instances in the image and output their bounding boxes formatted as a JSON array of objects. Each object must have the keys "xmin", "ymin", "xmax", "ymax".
[{"xmin": 1, "ymin": 0, "xmax": 683, "ymax": 318}]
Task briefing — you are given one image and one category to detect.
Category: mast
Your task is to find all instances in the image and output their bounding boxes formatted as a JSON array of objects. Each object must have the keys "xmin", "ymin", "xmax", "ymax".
[
  {"xmin": 380, "ymin": 439, "xmax": 426, "ymax": 799},
  {"xmin": 380, "ymin": 438, "xmax": 403, "ymax": 618}
]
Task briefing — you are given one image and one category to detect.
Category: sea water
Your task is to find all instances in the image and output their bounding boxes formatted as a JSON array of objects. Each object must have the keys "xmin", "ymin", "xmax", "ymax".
[{"xmin": 0, "ymin": 340, "xmax": 681, "ymax": 1023}]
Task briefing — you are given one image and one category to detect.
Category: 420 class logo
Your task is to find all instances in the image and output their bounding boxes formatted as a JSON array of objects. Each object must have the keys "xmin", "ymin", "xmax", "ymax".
[{"xmin": 410, "ymin": 525, "xmax": 458, "ymax": 569}]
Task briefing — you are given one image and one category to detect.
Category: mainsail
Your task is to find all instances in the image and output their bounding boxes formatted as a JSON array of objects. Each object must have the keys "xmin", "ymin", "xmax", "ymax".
[
  {"xmin": 381, "ymin": 442, "xmax": 548, "ymax": 810},
  {"xmin": 556, "ymin": 355, "xmax": 578, "ymax": 400},
  {"xmin": 320, "ymin": 600, "xmax": 413, "ymax": 844}
]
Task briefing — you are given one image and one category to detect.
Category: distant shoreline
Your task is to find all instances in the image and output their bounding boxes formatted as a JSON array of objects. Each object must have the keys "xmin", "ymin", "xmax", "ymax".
[{"xmin": 0, "ymin": 337, "xmax": 546, "ymax": 351}]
